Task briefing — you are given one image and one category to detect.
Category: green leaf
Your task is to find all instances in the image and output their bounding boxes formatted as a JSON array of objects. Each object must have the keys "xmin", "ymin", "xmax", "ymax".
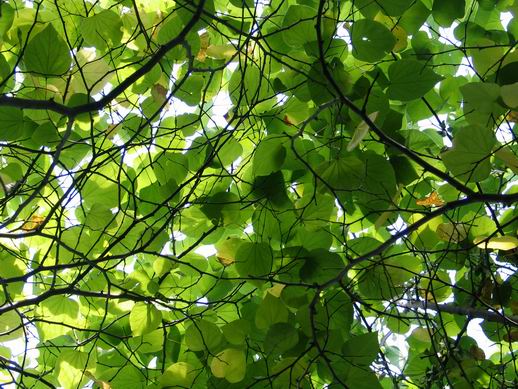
[
  {"xmin": 23, "ymin": 24, "xmax": 72, "ymax": 76},
  {"xmin": 342, "ymin": 332, "xmax": 379, "ymax": 365},
  {"xmin": 265, "ymin": 322, "xmax": 299, "ymax": 354},
  {"xmin": 501, "ymin": 82, "xmax": 518, "ymax": 108},
  {"xmin": 160, "ymin": 362, "xmax": 197, "ymax": 388},
  {"xmin": 0, "ymin": 53, "xmax": 10, "ymax": 88},
  {"xmin": 381, "ymin": 0, "xmax": 415, "ymax": 16},
  {"xmin": 0, "ymin": 107, "xmax": 24, "ymax": 142},
  {"xmin": 129, "ymin": 302, "xmax": 162, "ymax": 336},
  {"xmin": 300, "ymin": 249, "xmax": 344, "ymax": 283},
  {"xmin": 0, "ymin": 310, "xmax": 24, "ymax": 342},
  {"xmin": 222, "ymin": 319, "xmax": 250, "ymax": 345},
  {"xmin": 79, "ymin": 10, "xmax": 123, "ymax": 50},
  {"xmin": 345, "ymin": 367, "xmax": 384, "ymax": 389},
  {"xmin": 281, "ymin": 5, "xmax": 316, "ymax": 47},
  {"xmin": 255, "ymin": 292, "xmax": 289, "ymax": 330},
  {"xmin": 351, "ymin": 19, "xmax": 396, "ymax": 62},
  {"xmin": 229, "ymin": 64, "xmax": 273, "ymax": 109},
  {"xmin": 175, "ymin": 74, "xmax": 204, "ymax": 106},
  {"xmin": 441, "ymin": 125, "xmax": 496, "ymax": 182},
  {"xmin": 200, "ymin": 191, "xmax": 242, "ymax": 226},
  {"xmin": 185, "ymin": 319, "xmax": 223, "ymax": 352},
  {"xmin": 210, "ymin": 348, "xmax": 247, "ymax": 383},
  {"xmin": 235, "ymin": 242, "xmax": 274, "ymax": 277},
  {"xmin": 432, "ymin": 0, "xmax": 465, "ymax": 27},
  {"xmin": 387, "ymin": 60, "xmax": 443, "ymax": 101},
  {"xmin": 359, "ymin": 255, "xmax": 423, "ymax": 300},
  {"xmin": 316, "ymin": 156, "xmax": 365, "ymax": 191},
  {"xmin": 253, "ymin": 135, "xmax": 287, "ymax": 176},
  {"xmin": 460, "ymin": 82, "xmax": 504, "ymax": 125},
  {"xmin": 55, "ymin": 350, "xmax": 92, "ymax": 389},
  {"xmin": 0, "ymin": 4, "xmax": 14, "ymax": 38}
]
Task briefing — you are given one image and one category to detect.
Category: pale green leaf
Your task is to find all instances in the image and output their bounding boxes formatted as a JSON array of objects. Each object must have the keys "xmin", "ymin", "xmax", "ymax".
[{"xmin": 129, "ymin": 302, "xmax": 162, "ymax": 336}]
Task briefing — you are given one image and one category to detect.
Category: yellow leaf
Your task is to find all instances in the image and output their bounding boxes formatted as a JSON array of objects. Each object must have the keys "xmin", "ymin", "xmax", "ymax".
[
  {"xmin": 266, "ymin": 283, "xmax": 285, "ymax": 298},
  {"xmin": 21, "ymin": 215, "xmax": 45, "ymax": 231},
  {"xmin": 392, "ymin": 25, "xmax": 408, "ymax": 52},
  {"xmin": 474, "ymin": 236, "xmax": 518, "ymax": 250},
  {"xmin": 206, "ymin": 44, "xmax": 238, "ymax": 60},
  {"xmin": 197, "ymin": 31, "xmax": 209, "ymax": 61}
]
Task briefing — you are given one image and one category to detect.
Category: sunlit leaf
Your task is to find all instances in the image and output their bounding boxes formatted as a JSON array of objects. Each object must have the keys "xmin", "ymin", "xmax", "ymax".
[
  {"xmin": 474, "ymin": 236, "xmax": 518, "ymax": 250},
  {"xmin": 210, "ymin": 348, "xmax": 246, "ymax": 383},
  {"xmin": 129, "ymin": 302, "xmax": 162, "ymax": 336}
]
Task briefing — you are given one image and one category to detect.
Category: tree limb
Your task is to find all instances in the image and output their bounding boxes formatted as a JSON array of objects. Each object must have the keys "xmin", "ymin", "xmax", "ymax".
[{"xmin": 402, "ymin": 300, "xmax": 518, "ymax": 327}]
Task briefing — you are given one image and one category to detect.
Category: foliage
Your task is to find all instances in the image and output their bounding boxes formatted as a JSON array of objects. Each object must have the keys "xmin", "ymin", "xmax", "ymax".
[{"xmin": 1, "ymin": 0, "xmax": 518, "ymax": 388}]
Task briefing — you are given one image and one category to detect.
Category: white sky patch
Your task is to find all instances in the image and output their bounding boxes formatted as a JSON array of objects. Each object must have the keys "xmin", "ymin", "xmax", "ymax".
[
  {"xmin": 467, "ymin": 319, "xmax": 499, "ymax": 356},
  {"xmin": 456, "ymin": 56, "xmax": 476, "ymax": 77},
  {"xmin": 244, "ymin": 224, "xmax": 254, "ymax": 235},
  {"xmin": 336, "ymin": 22, "xmax": 351, "ymax": 46},
  {"xmin": 496, "ymin": 125, "xmax": 515, "ymax": 144},
  {"xmin": 388, "ymin": 216, "xmax": 407, "ymax": 234},
  {"xmin": 438, "ymin": 23, "xmax": 461, "ymax": 46},
  {"xmin": 501, "ymin": 12, "xmax": 513, "ymax": 29},
  {"xmin": 209, "ymin": 92, "xmax": 233, "ymax": 128},
  {"xmin": 418, "ymin": 116, "xmax": 452, "ymax": 147},
  {"xmin": 195, "ymin": 244, "xmax": 217, "ymax": 257}
]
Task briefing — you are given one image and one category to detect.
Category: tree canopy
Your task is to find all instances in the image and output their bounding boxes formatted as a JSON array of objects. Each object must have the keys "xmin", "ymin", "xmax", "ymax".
[{"xmin": 1, "ymin": 0, "xmax": 518, "ymax": 387}]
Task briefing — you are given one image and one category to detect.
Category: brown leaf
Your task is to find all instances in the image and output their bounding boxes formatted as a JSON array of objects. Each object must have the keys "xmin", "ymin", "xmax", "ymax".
[
  {"xmin": 416, "ymin": 191, "xmax": 445, "ymax": 207},
  {"xmin": 506, "ymin": 110, "xmax": 518, "ymax": 123},
  {"xmin": 503, "ymin": 329, "xmax": 518, "ymax": 342},
  {"xmin": 151, "ymin": 84, "xmax": 168, "ymax": 105},
  {"xmin": 283, "ymin": 115, "xmax": 294, "ymax": 126},
  {"xmin": 469, "ymin": 345, "xmax": 486, "ymax": 361}
]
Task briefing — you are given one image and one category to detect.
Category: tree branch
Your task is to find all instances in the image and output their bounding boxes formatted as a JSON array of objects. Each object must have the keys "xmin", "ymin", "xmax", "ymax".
[
  {"xmin": 0, "ymin": 0, "xmax": 206, "ymax": 117},
  {"xmin": 402, "ymin": 300, "xmax": 518, "ymax": 327}
]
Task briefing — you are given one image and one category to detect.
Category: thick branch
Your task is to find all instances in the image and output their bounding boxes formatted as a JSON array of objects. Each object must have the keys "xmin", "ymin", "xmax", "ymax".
[{"xmin": 403, "ymin": 300, "xmax": 518, "ymax": 327}]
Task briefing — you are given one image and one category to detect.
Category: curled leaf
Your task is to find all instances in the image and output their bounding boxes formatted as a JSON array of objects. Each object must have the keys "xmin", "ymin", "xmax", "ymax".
[{"xmin": 347, "ymin": 112, "xmax": 378, "ymax": 151}]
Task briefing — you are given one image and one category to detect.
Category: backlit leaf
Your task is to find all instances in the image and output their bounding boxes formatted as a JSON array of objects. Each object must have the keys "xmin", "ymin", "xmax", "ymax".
[
  {"xmin": 129, "ymin": 303, "xmax": 162, "ymax": 336},
  {"xmin": 23, "ymin": 24, "xmax": 72, "ymax": 76}
]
